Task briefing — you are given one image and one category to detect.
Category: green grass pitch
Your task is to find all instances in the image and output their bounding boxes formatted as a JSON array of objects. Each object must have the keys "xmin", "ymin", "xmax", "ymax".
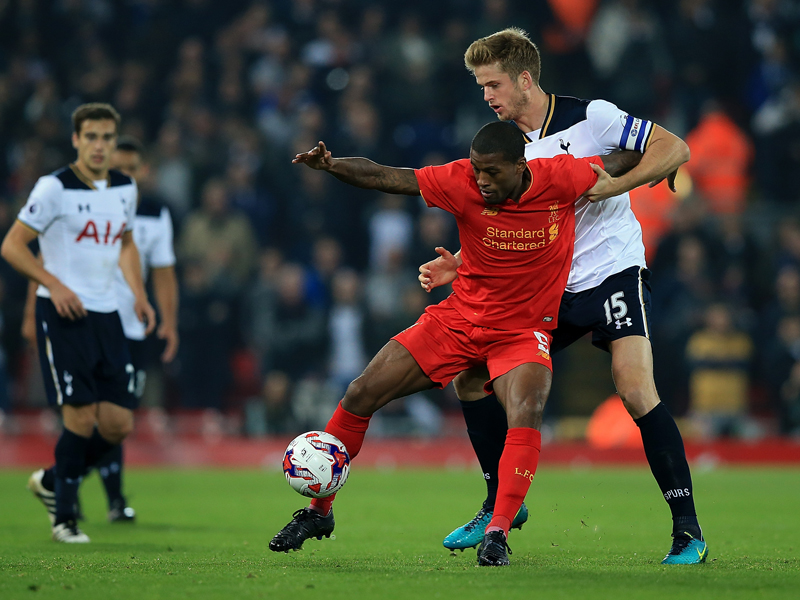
[{"xmin": 1, "ymin": 466, "xmax": 798, "ymax": 599}]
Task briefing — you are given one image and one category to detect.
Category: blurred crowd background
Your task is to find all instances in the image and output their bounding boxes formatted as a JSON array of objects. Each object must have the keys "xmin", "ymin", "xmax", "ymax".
[{"xmin": 0, "ymin": 0, "xmax": 799, "ymax": 440}]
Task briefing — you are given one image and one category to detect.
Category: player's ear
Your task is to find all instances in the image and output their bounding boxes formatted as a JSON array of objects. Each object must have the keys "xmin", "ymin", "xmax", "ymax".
[
  {"xmin": 516, "ymin": 157, "xmax": 527, "ymax": 174},
  {"xmin": 518, "ymin": 70, "xmax": 532, "ymax": 91},
  {"xmin": 71, "ymin": 132, "xmax": 79, "ymax": 150}
]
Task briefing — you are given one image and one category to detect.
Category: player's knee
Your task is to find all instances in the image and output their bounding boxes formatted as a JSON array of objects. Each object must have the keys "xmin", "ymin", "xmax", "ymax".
[
  {"xmin": 524, "ymin": 392, "xmax": 547, "ymax": 419},
  {"xmin": 66, "ymin": 416, "xmax": 96, "ymax": 438},
  {"xmin": 616, "ymin": 385, "xmax": 658, "ymax": 419},
  {"xmin": 342, "ymin": 376, "xmax": 379, "ymax": 416},
  {"xmin": 97, "ymin": 417, "xmax": 133, "ymax": 444},
  {"xmin": 505, "ymin": 391, "xmax": 547, "ymax": 428},
  {"xmin": 62, "ymin": 405, "xmax": 97, "ymax": 437},
  {"xmin": 344, "ymin": 376, "xmax": 365, "ymax": 403}
]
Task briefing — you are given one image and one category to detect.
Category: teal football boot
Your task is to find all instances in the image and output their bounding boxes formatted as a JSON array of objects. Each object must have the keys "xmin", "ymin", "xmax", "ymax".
[
  {"xmin": 661, "ymin": 531, "xmax": 709, "ymax": 564},
  {"xmin": 443, "ymin": 503, "xmax": 529, "ymax": 551}
]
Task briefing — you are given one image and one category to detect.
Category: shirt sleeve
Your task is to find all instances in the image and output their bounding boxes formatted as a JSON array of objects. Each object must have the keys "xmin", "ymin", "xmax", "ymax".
[
  {"xmin": 125, "ymin": 181, "xmax": 138, "ymax": 231},
  {"xmin": 573, "ymin": 155, "xmax": 603, "ymax": 197},
  {"xmin": 587, "ymin": 99, "xmax": 655, "ymax": 154},
  {"xmin": 150, "ymin": 207, "xmax": 176, "ymax": 269},
  {"xmin": 414, "ymin": 160, "xmax": 470, "ymax": 216},
  {"xmin": 17, "ymin": 176, "xmax": 62, "ymax": 233}
]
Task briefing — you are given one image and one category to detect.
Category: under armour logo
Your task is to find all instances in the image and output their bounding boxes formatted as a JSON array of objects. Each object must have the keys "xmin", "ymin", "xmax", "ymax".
[
  {"xmin": 615, "ymin": 318, "xmax": 632, "ymax": 329},
  {"xmin": 78, "ymin": 204, "xmax": 90, "ymax": 212},
  {"xmin": 559, "ymin": 138, "xmax": 571, "ymax": 154}
]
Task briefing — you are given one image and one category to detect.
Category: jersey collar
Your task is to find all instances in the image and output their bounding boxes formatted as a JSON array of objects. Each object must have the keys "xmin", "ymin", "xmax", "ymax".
[
  {"xmin": 505, "ymin": 163, "xmax": 535, "ymax": 206},
  {"xmin": 538, "ymin": 94, "xmax": 556, "ymax": 139},
  {"xmin": 69, "ymin": 163, "xmax": 111, "ymax": 190}
]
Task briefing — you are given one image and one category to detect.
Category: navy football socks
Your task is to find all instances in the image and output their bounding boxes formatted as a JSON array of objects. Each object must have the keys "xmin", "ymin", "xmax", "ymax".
[
  {"xmin": 461, "ymin": 395, "xmax": 508, "ymax": 510},
  {"xmin": 95, "ymin": 443, "xmax": 125, "ymax": 506},
  {"xmin": 635, "ymin": 402, "xmax": 700, "ymax": 535},
  {"xmin": 84, "ymin": 427, "xmax": 116, "ymax": 469},
  {"xmin": 54, "ymin": 428, "xmax": 89, "ymax": 525}
]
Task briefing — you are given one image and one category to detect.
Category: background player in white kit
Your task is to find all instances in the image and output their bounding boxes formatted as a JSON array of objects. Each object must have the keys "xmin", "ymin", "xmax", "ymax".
[
  {"xmin": 91, "ymin": 135, "xmax": 179, "ymax": 522},
  {"xmin": 1, "ymin": 103, "xmax": 155, "ymax": 542},
  {"xmin": 418, "ymin": 29, "xmax": 707, "ymax": 564}
]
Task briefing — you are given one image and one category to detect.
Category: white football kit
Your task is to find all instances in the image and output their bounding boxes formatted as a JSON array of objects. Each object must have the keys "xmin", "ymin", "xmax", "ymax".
[
  {"xmin": 114, "ymin": 201, "xmax": 175, "ymax": 341},
  {"xmin": 18, "ymin": 166, "xmax": 138, "ymax": 312},
  {"xmin": 522, "ymin": 95, "xmax": 653, "ymax": 292}
]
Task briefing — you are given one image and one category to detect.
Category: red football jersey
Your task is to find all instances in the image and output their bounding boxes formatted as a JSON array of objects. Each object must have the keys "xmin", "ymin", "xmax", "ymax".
[{"xmin": 415, "ymin": 154, "xmax": 602, "ymax": 330}]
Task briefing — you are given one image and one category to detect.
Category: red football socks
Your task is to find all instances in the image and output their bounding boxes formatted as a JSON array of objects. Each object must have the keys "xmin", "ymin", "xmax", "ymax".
[
  {"xmin": 487, "ymin": 427, "xmax": 542, "ymax": 535},
  {"xmin": 309, "ymin": 402, "xmax": 371, "ymax": 515}
]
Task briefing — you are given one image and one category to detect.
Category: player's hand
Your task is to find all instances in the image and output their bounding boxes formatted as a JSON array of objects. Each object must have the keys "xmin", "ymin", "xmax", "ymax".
[
  {"xmin": 134, "ymin": 296, "xmax": 157, "ymax": 336},
  {"xmin": 418, "ymin": 247, "xmax": 460, "ymax": 292},
  {"xmin": 158, "ymin": 323, "xmax": 179, "ymax": 363},
  {"xmin": 49, "ymin": 282, "xmax": 87, "ymax": 320},
  {"xmin": 584, "ymin": 163, "xmax": 621, "ymax": 203},
  {"xmin": 292, "ymin": 141, "xmax": 334, "ymax": 170},
  {"xmin": 648, "ymin": 167, "xmax": 679, "ymax": 192}
]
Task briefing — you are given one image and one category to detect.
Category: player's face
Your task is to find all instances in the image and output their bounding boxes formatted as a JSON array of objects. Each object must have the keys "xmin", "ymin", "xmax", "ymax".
[
  {"xmin": 474, "ymin": 64, "xmax": 531, "ymax": 122},
  {"xmin": 470, "ymin": 150, "xmax": 527, "ymax": 205},
  {"xmin": 111, "ymin": 150, "xmax": 142, "ymax": 179},
  {"xmin": 72, "ymin": 119, "xmax": 117, "ymax": 177}
]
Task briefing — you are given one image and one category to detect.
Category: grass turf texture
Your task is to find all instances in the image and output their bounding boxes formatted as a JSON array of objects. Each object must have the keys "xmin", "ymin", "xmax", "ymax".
[{"xmin": 0, "ymin": 467, "xmax": 798, "ymax": 599}]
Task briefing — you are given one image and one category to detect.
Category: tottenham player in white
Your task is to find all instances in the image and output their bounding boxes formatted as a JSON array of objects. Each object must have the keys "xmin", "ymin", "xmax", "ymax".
[
  {"xmin": 1, "ymin": 103, "xmax": 155, "ymax": 543},
  {"xmin": 17, "ymin": 137, "xmax": 178, "ymax": 524},
  {"xmin": 418, "ymin": 29, "xmax": 707, "ymax": 564}
]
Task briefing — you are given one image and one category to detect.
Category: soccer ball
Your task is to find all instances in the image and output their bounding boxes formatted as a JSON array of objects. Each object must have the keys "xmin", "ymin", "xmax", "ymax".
[{"xmin": 282, "ymin": 431, "xmax": 350, "ymax": 498}]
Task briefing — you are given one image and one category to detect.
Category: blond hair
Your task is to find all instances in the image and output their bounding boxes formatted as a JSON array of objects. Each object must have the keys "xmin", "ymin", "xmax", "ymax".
[{"xmin": 464, "ymin": 27, "xmax": 541, "ymax": 85}]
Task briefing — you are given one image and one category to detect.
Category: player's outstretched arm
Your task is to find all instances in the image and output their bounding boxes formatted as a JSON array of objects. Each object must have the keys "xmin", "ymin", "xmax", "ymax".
[
  {"xmin": 1, "ymin": 221, "xmax": 87, "ymax": 320},
  {"xmin": 418, "ymin": 247, "xmax": 462, "ymax": 292},
  {"xmin": 119, "ymin": 231, "xmax": 156, "ymax": 335},
  {"xmin": 293, "ymin": 141, "xmax": 421, "ymax": 196}
]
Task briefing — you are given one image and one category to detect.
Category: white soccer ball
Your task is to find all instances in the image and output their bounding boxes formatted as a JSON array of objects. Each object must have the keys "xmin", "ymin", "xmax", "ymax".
[{"xmin": 282, "ymin": 431, "xmax": 350, "ymax": 498}]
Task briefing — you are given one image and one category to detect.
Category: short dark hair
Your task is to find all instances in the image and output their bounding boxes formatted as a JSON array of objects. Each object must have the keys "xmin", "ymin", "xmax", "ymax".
[
  {"xmin": 71, "ymin": 103, "xmax": 121, "ymax": 135},
  {"xmin": 115, "ymin": 135, "xmax": 144, "ymax": 155},
  {"xmin": 471, "ymin": 122, "xmax": 525, "ymax": 163}
]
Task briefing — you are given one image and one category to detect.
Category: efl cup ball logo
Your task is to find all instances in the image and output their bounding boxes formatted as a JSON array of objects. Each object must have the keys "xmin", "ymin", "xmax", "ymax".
[{"xmin": 283, "ymin": 431, "xmax": 350, "ymax": 498}]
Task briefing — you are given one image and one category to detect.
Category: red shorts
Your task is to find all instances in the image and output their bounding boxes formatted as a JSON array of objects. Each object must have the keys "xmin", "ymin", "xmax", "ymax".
[{"xmin": 392, "ymin": 298, "xmax": 553, "ymax": 393}]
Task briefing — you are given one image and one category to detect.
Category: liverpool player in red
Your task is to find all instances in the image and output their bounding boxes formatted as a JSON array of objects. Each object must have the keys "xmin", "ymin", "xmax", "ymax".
[{"xmin": 269, "ymin": 122, "xmax": 641, "ymax": 566}]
